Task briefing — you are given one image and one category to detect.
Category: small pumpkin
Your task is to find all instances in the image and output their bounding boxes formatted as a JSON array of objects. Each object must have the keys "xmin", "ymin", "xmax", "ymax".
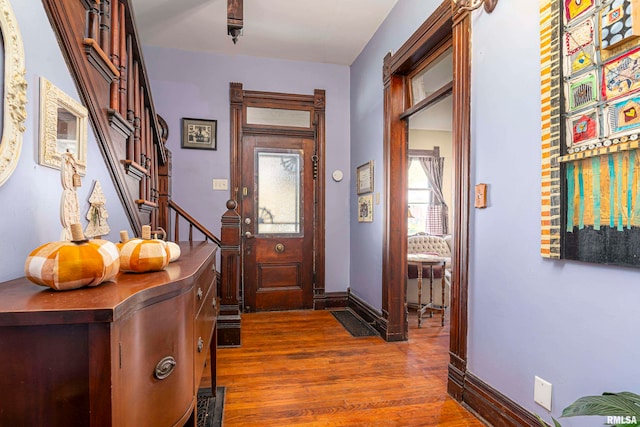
[
  {"xmin": 151, "ymin": 227, "xmax": 180, "ymax": 262},
  {"xmin": 165, "ymin": 241, "xmax": 181, "ymax": 262},
  {"xmin": 119, "ymin": 225, "xmax": 170, "ymax": 273},
  {"xmin": 24, "ymin": 224, "xmax": 120, "ymax": 291}
]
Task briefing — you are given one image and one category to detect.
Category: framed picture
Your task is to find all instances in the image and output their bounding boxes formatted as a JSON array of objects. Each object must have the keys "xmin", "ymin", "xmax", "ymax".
[
  {"xmin": 356, "ymin": 160, "xmax": 374, "ymax": 194},
  {"xmin": 181, "ymin": 118, "xmax": 217, "ymax": 150},
  {"xmin": 358, "ymin": 194, "xmax": 373, "ymax": 223},
  {"xmin": 39, "ymin": 77, "xmax": 88, "ymax": 175}
]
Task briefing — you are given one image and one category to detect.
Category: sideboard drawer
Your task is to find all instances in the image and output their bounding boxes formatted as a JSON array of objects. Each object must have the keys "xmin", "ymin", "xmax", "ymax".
[
  {"xmin": 115, "ymin": 290, "xmax": 195, "ymax": 427},
  {"xmin": 194, "ymin": 276, "xmax": 217, "ymax": 385},
  {"xmin": 195, "ymin": 255, "xmax": 216, "ymax": 315}
]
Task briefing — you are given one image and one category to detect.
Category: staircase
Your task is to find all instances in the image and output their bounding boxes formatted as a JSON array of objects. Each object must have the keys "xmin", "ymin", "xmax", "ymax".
[{"xmin": 42, "ymin": 0, "xmax": 242, "ymax": 347}]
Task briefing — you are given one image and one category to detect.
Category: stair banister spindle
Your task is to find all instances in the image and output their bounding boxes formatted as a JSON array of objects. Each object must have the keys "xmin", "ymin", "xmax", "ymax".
[
  {"xmin": 109, "ymin": 0, "xmax": 119, "ymax": 111},
  {"xmin": 99, "ymin": 0, "xmax": 110, "ymax": 57},
  {"xmin": 87, "ymin": 1, "xmax": 99, "ymax": 41},
  {"xmin": 174, "ymin": 211, "xmax": 180, "ymax": 242},
  {"xmin": 119, "ymin": 13, "xmax": 128, "ymax": 118},
  {"xmin": 126, "ymin": 35, "xmax": 135, "ymax": 160},
  {"xmin": 133, "ymin": 61, "xmax": 141, "ymax": 163}
]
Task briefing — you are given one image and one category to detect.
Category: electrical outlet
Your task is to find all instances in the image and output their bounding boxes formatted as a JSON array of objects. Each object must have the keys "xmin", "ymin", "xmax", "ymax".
[
  {"xmin": 534, "ymin": 376, "xmax": 552, "ymax": 411},
  {"xmin": 212, "ymin": 179, "xmax": 228, "ymax": 190}
]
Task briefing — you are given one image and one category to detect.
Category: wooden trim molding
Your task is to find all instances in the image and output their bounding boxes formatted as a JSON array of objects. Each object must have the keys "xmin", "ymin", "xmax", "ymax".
[
  {"xmin": 382, "ymin": 0, "xmax": 472, "ymax": 406},
  {"xmin": 463, "ymin": 373, "xmax": 542, "ymax": 427},
  {"xmin": 381, "ymin": 0, "xmax": 455, "ymax": 342},
  {"xmin": 83, "ymin": 38, "xmax": 120, "ymax": 82},
  {"xmin": 314, "ymin": 291, "xmax": 348, "ymax": 310},
  {"xmin": 449, "ymin": 0, "xmax": 472, "ymax": 397},
  {"xmin": 347, "ymin": 290, "xmax": 388, "ymax": 339}
]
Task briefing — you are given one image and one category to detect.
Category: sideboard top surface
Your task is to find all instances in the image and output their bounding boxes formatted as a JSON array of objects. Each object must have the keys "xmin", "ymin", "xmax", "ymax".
[{"xmin": 0, "ymin": 241, "xmax": 217, "ymax": 326}]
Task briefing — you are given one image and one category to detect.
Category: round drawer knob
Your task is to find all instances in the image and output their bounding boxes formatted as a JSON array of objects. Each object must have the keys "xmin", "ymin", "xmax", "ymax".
[{"xmin": 154, "ymin": 356, "xmax": 176, "ymax": 380}]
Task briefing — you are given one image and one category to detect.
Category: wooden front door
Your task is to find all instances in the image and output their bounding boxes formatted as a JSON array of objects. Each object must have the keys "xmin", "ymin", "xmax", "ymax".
[{"xmin": 241, "ymin": 134, "xmax": 315, "ymax": 311}]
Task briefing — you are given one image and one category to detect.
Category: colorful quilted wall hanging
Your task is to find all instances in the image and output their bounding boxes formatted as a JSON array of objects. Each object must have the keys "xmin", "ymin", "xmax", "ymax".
[{"xmin": 540, "ymin": 0, "xmax": 640, "ymax": 267}]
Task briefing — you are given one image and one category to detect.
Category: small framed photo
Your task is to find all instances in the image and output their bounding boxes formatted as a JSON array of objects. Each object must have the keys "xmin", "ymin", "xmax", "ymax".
[
  {"xmin": 358, "ymin": 194, "xmax": 373, "ymax": 223},
  {"xmin": 356, "ymin": 160, "xmax": 374, "ymax": 194},
  {"xmin": 181, "ymin": 118, "xmax": 217, "ymax": 150}
]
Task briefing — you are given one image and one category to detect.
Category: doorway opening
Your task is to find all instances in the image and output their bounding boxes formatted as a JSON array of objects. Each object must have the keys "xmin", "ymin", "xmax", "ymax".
[{"xmin": 382, "ymin": 0, "xmax": 471, "ymax": 399}]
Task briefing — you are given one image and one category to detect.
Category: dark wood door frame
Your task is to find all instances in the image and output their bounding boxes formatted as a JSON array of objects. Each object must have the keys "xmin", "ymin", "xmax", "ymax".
[
  {"xmin": 229, "ymin": 83, "xmax": 326, "ymax": 312},
  {"xmin": 382, "ymin": 1, "xmax": 471, "ymax": 400}
]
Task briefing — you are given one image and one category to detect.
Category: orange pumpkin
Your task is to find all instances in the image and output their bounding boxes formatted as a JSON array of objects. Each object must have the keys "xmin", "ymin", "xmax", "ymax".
[
  {"xmin": 24, "ymin": 224, "xmax": 120, "ymax": 291},
  {"xmin": 119, "ymin": 225, "xmax": 170, "ymax": 273}
]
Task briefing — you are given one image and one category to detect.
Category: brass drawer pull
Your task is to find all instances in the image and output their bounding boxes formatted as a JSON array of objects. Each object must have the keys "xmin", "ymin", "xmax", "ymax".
[
  {"xmin": 275, "ymin": 243, "xmax": 285, "ymax": 253},
  {"xmin": 197, "ymin": 287, "xmax": 203, "ymax": 300},
  {"xmin": 197, "ymin": 337, "xmax": 204, "ymax": 353},
  {"xmin": 154, "ymin": 356, "xmax": 176, "ymax": 380}
]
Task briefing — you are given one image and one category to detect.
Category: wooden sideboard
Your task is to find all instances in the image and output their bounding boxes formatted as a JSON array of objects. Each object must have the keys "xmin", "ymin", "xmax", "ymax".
[{"xmin": 0, "ymin": 241, "xmax": 218, "ymax": 427}]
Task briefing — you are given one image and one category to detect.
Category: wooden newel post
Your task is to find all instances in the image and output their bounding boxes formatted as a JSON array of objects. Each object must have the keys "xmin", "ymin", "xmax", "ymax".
[{"xmin": 217, "ymin": 199, "xmax": 242, "ymax": 347}]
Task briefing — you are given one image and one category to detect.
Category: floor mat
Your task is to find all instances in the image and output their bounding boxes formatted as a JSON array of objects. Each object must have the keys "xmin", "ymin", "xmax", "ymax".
[
  {"xmin": 197, "ymin": 386, "xmax": 225, "ymax": 427},
  {"xmin": 330, "ymin": 309, "xmax": 379, "ymax": 337}
]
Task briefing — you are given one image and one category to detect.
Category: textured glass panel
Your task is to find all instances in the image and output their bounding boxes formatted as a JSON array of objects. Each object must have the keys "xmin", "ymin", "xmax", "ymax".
[
  {"xmin": 411, "ymin": 48, "xmax": 452, "ymax": 106},
  {"xmin": 257, "ymin": 150, "xmax": 302, "ymax": 234},
  {"xmin": 246, "ymin": 107, "xmax": 311, "ymax": 128}
]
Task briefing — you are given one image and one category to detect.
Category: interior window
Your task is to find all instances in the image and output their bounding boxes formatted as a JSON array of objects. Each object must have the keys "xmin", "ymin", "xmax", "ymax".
[{"xmin": 408, "ymin": 158, "xmax": 433, "ymax": 235}]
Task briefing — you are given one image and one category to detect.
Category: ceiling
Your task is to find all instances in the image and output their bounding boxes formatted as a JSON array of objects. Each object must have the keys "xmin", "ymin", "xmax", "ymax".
[
  {"xmin": 131, "ymin": 0, "xmax": 451, "ymax": 132},
  {"xmin": 131, "ymin": 0, "xmax": 399, "ymax": 66}
]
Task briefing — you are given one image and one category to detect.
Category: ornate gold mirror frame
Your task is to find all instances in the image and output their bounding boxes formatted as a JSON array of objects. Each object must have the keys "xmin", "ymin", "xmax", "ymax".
[
  {"xmin": 0, "ymin": 0, "xmax": 27, "ymax": 187},
  {"xmin": 39, "ymin": 77, "xmax": 88, "ymax": 175}
]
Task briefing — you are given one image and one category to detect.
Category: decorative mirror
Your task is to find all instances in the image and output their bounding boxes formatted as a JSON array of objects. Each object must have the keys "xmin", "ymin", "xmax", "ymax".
[
  {"xmin": 0, "ymin": 0, "xmax": 28, "ymax": 187},
  {"xmin": 39, "ymin": 77, "xmax": 88, "ymax": 175}
]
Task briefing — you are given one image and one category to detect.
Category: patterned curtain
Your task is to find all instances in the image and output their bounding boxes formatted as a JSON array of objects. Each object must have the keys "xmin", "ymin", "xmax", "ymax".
[{"xmin": 418, "ymin": 156, "xmax": 448, "ymax": 235}]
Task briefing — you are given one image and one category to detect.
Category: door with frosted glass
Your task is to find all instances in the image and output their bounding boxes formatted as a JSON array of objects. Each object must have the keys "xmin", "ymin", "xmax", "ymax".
[{"xmin": 242, "ymin": 135, "xmax": 314, "ymax": 311}]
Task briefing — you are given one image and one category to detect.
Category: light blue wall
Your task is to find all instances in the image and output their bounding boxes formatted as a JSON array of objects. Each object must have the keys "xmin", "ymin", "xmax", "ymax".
[
  {"xmin": 0, "ymin": 1, "xmax": 131, "ymax": 282},
  {"xmin": 351, "ymin": 0, "xmax": 640, "ymax": 425},
  {"xmin": 143, "ymin": 47, "xmax": 351, "ymax": 292},
  {"xmin": 349, "ymin": 0, "xmax": 440, "ymax": 308},
  {"xmin": 469, "ymin": 2, "xmax": 640, "ymax": 425}
]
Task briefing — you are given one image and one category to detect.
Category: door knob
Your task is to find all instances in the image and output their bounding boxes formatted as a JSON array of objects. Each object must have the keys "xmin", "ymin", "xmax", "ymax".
[{"xmin": 244, "ymin": 231, "xmax": 254, "ymax": 239}]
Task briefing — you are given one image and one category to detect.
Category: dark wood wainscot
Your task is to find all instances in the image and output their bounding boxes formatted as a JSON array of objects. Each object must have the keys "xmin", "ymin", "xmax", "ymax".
[{"xmin": 0, "ymin": 242, "xmax": 218, "ymax": 427}]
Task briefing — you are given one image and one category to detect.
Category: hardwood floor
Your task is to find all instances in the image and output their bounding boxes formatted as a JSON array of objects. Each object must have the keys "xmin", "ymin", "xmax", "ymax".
[{"xmin": 211, "ymin": 309, "xmax": 485, "ymax": 426}]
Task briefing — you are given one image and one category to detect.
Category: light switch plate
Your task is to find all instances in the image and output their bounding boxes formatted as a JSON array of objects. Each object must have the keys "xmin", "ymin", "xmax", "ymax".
[
  {"xmin": 475, "ymin": 183, "xmax": 487, "ymax": 208},
  {"xmin": 534, "ymin": 376, "xmax": 552, "ymax": 411},
  {"xmin": 212, "ymin": 179, "xmax": 228, "ymax": 190}
]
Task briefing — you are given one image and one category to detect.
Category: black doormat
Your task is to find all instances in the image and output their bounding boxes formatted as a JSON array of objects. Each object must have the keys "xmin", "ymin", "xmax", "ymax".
[
  {"xmin": 330, "ymin": 309, "xmax": 379, "ymax": 337},
  {"xmin": 197, "ymin": 386, "xmax": 225, "ymax": 427}
]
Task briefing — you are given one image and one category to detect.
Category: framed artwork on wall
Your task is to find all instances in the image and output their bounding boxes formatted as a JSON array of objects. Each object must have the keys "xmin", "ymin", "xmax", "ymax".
[
  {"xmin": 358, "ymin": 194, "xmax": 373, "ymax": 223},
  {"xmin": 356, "ymin": 160, "xmax": 374, "ymax": 194},
  {"xmin": 181, "ymin": 118, "xmax": 217, "ymax": 150}
]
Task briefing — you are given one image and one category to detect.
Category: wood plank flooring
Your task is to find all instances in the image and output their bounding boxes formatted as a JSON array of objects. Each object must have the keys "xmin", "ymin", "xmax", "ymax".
[{"xmin": 211, "ymin": 309, "xmax": 485, "ymax": 426}]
